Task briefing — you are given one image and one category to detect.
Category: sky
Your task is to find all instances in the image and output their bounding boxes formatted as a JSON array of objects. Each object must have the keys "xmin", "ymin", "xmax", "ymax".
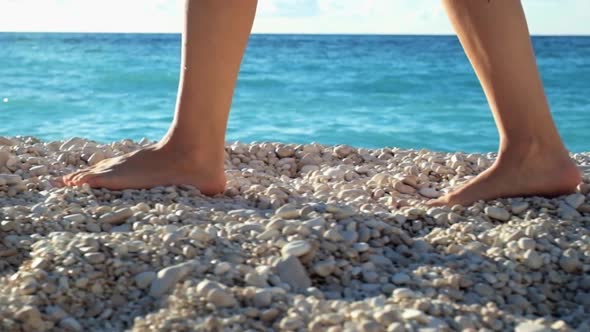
[{"xmin": 0, "ymin": 0, "xmax": 588, "ymax": 35}]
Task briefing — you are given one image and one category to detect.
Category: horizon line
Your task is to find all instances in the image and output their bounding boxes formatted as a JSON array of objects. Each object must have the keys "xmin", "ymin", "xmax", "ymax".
[{"xmin": 1, "ymin": 31, "xmax": 590, "ymax": 37}]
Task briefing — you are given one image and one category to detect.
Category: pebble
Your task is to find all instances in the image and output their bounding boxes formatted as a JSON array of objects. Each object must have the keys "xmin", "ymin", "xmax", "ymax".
[
  {"xmin": 84, "ymin": 252, "xmax": 106, "ymax": 264},
  {"xmin": 313, "ymin": 260, "xmax": 335, "ymax": 277},
  {"xmin": 98, "ymin": 208, "xmax": 133, "ymax": 225},
  {"xmin": 87, "ymin": 151, "xmax": 105, "ymax": 166},
  {"xmin": 45, "ymin": 306, "xmax": 68, "ymax": 321},
  {"xmin": 394, "ymin": 181, "xmax": 416, "ymax": 194},
  {"xmin": 134, "ymin": 271, "xmax": 156, "ymax": 289},
  {"xmin": 391, "ymin": 272, "xmax": 411, "ymax": 285},
  {"xmin": 401, "ymin": 309, "xmax": 426, "ymax": 322},
  {"xmin": 253, "ymin": 289, "xmax": 273, "ymax": 307},
  {"xmin": 275, "ymin": 203, "xmax": 300, "ymax": 219},
  {"xmin": 85, "ymin": 222, "xmax": 101, "ymax": 233},
  {"xmin": 59, "ymin": 317, "xmax": 82, "ymax": 332},
  {"xmin": 0, "ymin": 137, "xmax": 587, "ymax": 332},
  {"xmin": 196, "ymin": 279, "xmax": 222, "ymax": 297},
  {"xmin": 515, "ymin": 321, "xmax": 551, "ymax": 332},
  {"xmin": 149, "ymin": 261, "xmax": 197, "ymax": 298},
  {"xmin": 15, "ymin": 306, "xmax": 44, "ymax": 331},
  {"xmin": 64, "ymin": 214, "xmax": 86, "ymax": 223},
  {"xmin": 214, "ymin": 262, "xmax": 232, "ymax": 275},
  {"xmin": 207, "ymin": 288, "xmax": 237, "ymax": 308},
  {"xmin": 511, "ymin": 201, "xmax": 530, "ymax": 214},
  {"xmin": 29, "ymin": 165, "xmax": 48, "ymax": 176},
  {"xmin": 523, "ymin": 250, "xmax": 543, "ymax": 269},
  {"xmin": 327, "ymin": 205, "xmax": 356, "ymax": 219},
  {"xmin": 275, "ymin": 255, "xmax": 311, "ymax": 292},
  {"xmin": 0, "ymin": 174, "xmax": 22, "ymax": 185},
  {"xmin": 0, "ymin": 136, "xmax": 14, "ymax": 145},
  {"xmin": 281, "ymin": 240, "xmax": 312, "ymax": 257},
  {"xmin": 485, "ymin": 206, "xmax": 511, "ymax": 221},
  {"xmin": 517, "ymin": 237, "xmax": 536, "ymax": 250},
  {"xmin": 393, "ymin": 288, "xmax": 416, "ymax": 300},
  {"xmin": 0, "ymin": 151, "xmax": 9, "ymax": 166},
  {"xmin": 559, "ymin": 252, "xmax": 581, "ymax": 273},
  {"xmin": 474, "ymin": 283, "xmax": 494, "ymax": 297},
  {"xmin": 564, "ymin": 193, "xmax": 585, "ymax": 209},
  {"xmin": 418, "ymin": 187, "xmax": 441, "ymax": 198},
  {"xmin": 276, "ymin": 145, "xmax": 295, "ymax": 158}
]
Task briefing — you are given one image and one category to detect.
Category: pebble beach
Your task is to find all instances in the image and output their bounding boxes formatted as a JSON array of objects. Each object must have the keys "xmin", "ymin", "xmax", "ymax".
[{"xmin": 0, "ymin": 136, "xmax": 589, "ymax": 332}]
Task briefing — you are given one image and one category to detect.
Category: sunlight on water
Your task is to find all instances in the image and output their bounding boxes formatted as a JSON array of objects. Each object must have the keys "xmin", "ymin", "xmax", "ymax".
[{"xmin": 0, "ymin": 33, "xmax": 589, "ymax": 152}]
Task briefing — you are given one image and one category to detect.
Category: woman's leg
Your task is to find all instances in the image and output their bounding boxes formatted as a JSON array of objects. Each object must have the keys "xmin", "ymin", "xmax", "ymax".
[
  {"xmin": 431, "ymin": 0, "xmax": 581, "ymax": 206},
  {"xmin": 63, "ymin": 0, "xmax": 258, "ymax": 194}
]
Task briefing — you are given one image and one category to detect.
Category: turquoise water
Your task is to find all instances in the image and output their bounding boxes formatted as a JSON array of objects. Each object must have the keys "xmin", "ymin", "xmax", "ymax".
[{"xmin": 0, "ymin": 33, "xmax": 589, "ymax": 152}]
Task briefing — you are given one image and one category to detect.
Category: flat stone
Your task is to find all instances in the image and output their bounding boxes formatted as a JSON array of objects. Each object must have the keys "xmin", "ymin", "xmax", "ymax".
[
  {"xmin": 275, "ymin": 255, "xmax": 311, "ymax": 292},
  {"xmin": 485, "ymin": 206, "xmax": 511, "ymax": 221},
  {"xmin": 149, "ymin": 260, "xmax": 197, "ymax": 298},
  {"xmin": 511, "ymin": 201, "xmax": 530, "ymax": 214},
  {"xmin": 98, "ymin": 208, "xmax": 133, "ymax": 225},
  {"xmin": 275, "ymin": 203, "xmax": 300, "ymax": 219},
  {"xmin": 326, "ymin": 205, "xmax": 355, "ymax": 219},
  {"xmin": 281, "ymin": 240, "xmax": 312, "ymax": 257}
]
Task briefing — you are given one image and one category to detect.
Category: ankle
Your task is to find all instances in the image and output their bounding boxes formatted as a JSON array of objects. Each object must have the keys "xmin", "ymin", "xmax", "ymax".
[{"xmin": 498, "ymin": 135, "xmax": 569, "ymax": 162}]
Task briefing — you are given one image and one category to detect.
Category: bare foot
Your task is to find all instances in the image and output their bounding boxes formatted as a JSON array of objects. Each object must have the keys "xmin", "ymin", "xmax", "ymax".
[
  {"xmin": 429, "ymin": 143, "xmax": 582, "ymax": 206},
  {"xmin": 61, "ymin": 144, "xmax": 226, "ymax": 195}
]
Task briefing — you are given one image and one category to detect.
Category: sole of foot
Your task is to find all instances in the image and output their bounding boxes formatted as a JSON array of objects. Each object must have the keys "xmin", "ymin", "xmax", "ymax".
[{"xmin": 60, "ymin": 144, "xmax": 226, "ymax": 196}]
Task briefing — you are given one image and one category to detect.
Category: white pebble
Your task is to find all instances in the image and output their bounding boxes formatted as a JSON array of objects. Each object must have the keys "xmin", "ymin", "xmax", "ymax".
[
  {"xmin": 485, "ymin": 206, "xmax": 511, "ymax": 221},
  {"xmin": 281, "ymin": 240, "xmax": 312, "ymax": 257}
]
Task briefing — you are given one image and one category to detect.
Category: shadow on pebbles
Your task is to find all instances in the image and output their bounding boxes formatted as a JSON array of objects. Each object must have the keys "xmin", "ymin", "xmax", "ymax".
[{"xmin": 0, "ymin": 136, "xmax": 589, "ymax": 331}]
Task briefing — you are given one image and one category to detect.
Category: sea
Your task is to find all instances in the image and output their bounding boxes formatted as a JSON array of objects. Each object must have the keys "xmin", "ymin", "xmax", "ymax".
[{"xmin": 0, "ymin": 33, "xmax": 589, "ymax": 153}]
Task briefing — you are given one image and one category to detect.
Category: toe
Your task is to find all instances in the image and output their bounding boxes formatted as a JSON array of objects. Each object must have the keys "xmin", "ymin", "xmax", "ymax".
[
  {"xmin": 72, "ymin": 172, "xmax": 98, "ymax": 186},
  {"xmin": 63, "ymin": 170, "xmax": 87, "ymax": 186}
]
